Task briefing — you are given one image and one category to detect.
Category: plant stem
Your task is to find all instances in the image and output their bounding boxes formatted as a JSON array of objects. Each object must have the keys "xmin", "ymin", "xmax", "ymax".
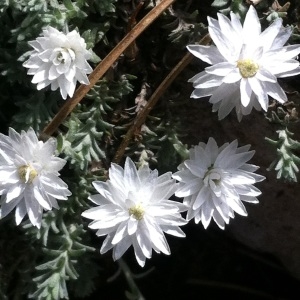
[
  {"xmin": 118, "ymin": 258, "xmax": 146, "ymax": 300},
  {"xmin": 42, "ymin": 0, "xmax": 176, "ymax": 137}
]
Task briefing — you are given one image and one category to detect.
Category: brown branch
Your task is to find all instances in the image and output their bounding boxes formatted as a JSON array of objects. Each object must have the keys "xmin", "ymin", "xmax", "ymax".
[
  {"xmin": 112, "ymin": 53, "xmax": 192, "ymax": 164},
  {"xmin": 112, "ymin": 34, "xmax": 211, "ymax": 164},
  {"xmin": 42, "ymin": 0, "xmax": 176, "ymax": 137}
]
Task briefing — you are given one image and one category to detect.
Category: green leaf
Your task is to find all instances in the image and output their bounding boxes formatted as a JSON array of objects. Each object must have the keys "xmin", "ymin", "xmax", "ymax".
[
  {"xmin": 212, "ymin": 0, "xmax": 230, "ymax": 7},
  {"xmin": 63, "ymin": 0, "xmax": 74, "ymax": 10}
]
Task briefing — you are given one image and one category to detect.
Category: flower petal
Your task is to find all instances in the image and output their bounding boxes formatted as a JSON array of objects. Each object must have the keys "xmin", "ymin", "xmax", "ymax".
[
  {"xmin": 187, "ymin": 45, "xmax": 224, "ymax": 65},
  {"xmin": 242, "ymin": 5, "xmax": 261, "ymax": 44},
  {"xmin": 248, "ymin": 77, "xmax": 269, "ymax": 111},
  {"xmin": 205, "ymin": 62, "xmax": 236, "ymax": 77},
  {"xmin": 240, "ymin": 78, "xmax": 252, "ymax": 107}
]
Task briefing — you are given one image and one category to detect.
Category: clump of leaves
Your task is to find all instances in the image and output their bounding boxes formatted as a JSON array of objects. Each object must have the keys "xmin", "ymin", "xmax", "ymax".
[{"xmin": 266, "ymin": 128, "xmax": 300, "ymax": 182}]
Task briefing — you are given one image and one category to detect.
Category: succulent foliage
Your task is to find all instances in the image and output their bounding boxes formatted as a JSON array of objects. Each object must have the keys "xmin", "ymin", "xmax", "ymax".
[{"xmin": 0, "ymin": 0, "xmax": 300, "ymax": 299}]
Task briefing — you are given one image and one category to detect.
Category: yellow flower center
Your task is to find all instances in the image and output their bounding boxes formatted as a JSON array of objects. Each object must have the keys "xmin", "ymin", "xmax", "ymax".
[
  {"xmin": 129, "ymin": 203, "xmax": 145, "ymax": 220},
  {"xmin": 18, "ymin": 165, "xmax": 38, "ymax": 184},
  {"xmin": 237, "ymin": 59, "xmax": 259, "ymax": 78}
]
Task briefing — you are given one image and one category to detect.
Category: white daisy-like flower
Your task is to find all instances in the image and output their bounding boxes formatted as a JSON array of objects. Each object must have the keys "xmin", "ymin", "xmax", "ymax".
[
  {"xmin": 0, "ymin": 128, "xmax": 71, "ymax": 228},
  {"xmin": 82, "ymin": 157, "xmax": 187, "ymax": 267},
  {"xmin": 187, "ymin": 5, "xmax": 300, "ymax": 121},
  {"xmin": 173, "ymin": 138, "xmax": 265, "ymax": 229},
  {"xmin": 23, "ymin": 26, "xmax": 93, "ymax": 99}
]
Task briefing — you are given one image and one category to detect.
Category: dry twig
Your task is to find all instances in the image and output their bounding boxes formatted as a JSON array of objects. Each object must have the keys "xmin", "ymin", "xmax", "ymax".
[{"xmin": 113, "ymin": 34, "xmax": 212, "ymax": 164}]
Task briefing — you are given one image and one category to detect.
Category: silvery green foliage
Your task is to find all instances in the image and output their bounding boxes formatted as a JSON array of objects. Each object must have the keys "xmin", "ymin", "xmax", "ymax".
[
  {"xmin": 266, "ymin": 129, "xmax": 300, "ymax": 182},
  {"xmin": 86, "ymin": 0, "xmax": 117, "ymax": 16},
  {"xmin": 212, "ymin": 0, "xmax": 231, "ymax": 6},
  {"xmin": 212, "ymin": 0, "xmax": 248, "ymax": 16},
  {"xmin": 163, "ymin": 8, "xmax": 206, "ymax": 47},
  {"xmin": 120, "ymin": 83, "xmax": 190, "ymax": 173},
  {"xmin": 131, "ymin": 115, "xmax": 189, "ymax": 173},
  {"xmin": 57, "ymin": 75, "xmax": 135, "ymax": 171},
  {"xmin": 19, "ymin": 168, "xmax": 102, "ymax": 300},
  {"xmin": 11, "ymin": 93, "xmax": 59, "ymax": 132},
  {"xmin": 0, "ymin": 0, "xmax": 109, "ymax": 132},
  {"xmin": 0, "ymin": 0, "xmax": 119, "ymax": 299},
  {"xmin": 1, "ymin": 1, "xmax": 300, "ymax": 299},
  {"xmin": 23, "ymin": 208, "xmax": 96, "ymax": 300}
]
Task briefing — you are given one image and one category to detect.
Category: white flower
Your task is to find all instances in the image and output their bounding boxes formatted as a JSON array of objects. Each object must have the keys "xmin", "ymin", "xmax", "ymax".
[
  {"xmin": 173, "ymin": 138, "xmax": 265, "ymax": 229},
  {"xmin": 0, "ymin": 128, "xmax": 71, "ymax": 228},
  {"xmin": 23, "ymin": 26, "xmax": 93, "ymax": 99},
  {"xmin": 187, "ymin": 6, "xmax": 300, "ymax": 121},
  {"xmin": 82, "ymin": 157, "xmax": 187, "ymax": 267}
]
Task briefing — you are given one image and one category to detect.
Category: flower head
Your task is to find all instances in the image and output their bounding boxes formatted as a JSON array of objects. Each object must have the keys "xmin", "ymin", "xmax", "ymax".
[
  {"xmin": 82, "ymin": 157, "xmax": 187, "ymax": 267},
  {"xmin": 187, "ymin": 6, "xmax": 300, "ymax": 121},
  {"xmin": 173, "ymin": 138, "xmax": 265, "ymax": 229},
  {"xmin": 0, "ymin": 128, "xmax": 71, "ymax": 228},
  {"xmin": 23, "ymin": 26, "xmax": 93, "ymax": 99}
]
